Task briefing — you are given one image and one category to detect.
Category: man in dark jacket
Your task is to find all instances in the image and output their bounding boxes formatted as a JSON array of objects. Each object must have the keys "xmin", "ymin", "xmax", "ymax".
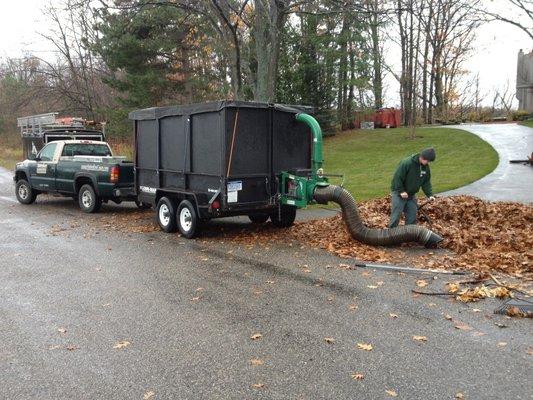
[{"xmin": 389, "ymin": 147, "xmax": 436, "ymax": 228}]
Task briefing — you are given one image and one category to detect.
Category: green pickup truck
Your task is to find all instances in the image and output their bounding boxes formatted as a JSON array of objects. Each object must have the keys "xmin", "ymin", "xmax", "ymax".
[{"xmin": 13, "ymin": 140, "xmax": 139, "ymax": 213}]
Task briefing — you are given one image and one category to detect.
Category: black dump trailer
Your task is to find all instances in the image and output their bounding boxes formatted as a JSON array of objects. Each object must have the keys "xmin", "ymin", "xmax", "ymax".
[{"xmin": 129, "ymin": 101, "xmax": 313, "ymax": 238}]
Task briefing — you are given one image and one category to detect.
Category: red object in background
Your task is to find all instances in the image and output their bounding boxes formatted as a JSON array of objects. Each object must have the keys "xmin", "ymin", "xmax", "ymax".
[
  {"xmin": 375, "ymin": 108, "xmax": 402, "ymax": 128},
  {"xmin": 354, "ymin": 108, "xmax": 402, "ymax": 129}
]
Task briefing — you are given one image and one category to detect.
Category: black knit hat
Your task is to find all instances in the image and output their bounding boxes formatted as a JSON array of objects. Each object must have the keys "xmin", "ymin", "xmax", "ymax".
[{"xmin": 420, "ymin": 147, "xmax": 436, "ymax": 162}]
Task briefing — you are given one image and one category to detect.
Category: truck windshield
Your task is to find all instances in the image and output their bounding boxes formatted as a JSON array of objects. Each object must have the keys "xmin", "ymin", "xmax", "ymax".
[{"xmin": 62, "ymin": 144, "xmax": 112, "ymax": 157}]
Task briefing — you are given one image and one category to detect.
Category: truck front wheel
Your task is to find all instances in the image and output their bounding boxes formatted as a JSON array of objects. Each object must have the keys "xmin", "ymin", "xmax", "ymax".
[
  {"xmin": 78, "ymin": 184, "xmax": 102, "ymax": 213},
  {"xmin": 156, "ymin": 197, "xmax": 177, "ymax": 233},
  {"xmin": 177, "ymin": 200, "xmax": 198, "ymax": 239},
  {"xmin": 270, "ymin": 205, "xmax": 297, "ymax": 228},
  {"xmin": 15, "ymin": 179, "xmax": 37, "ymax": 205}
]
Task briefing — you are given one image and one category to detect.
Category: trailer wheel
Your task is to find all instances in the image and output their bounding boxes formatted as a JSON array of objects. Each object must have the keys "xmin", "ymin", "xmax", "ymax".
[
  {"xmin": 270, "ymin": 205, "xmax": 296, "ymax": 228},
  {"xmin": 78, "ymin": 184, "xmax": 102, "ymax": 213},
  {"xmin": 156, "ymin": 197, "xmax": 177, "ymax": 233},
  {"xmin": 249, "ymin": 213, "xmax": 269, "ymax": 224},
  {"xmin": 177, "ymin": 200, "xmax": 198, "ymax": 239},
  {"xmin": 15, "ymin": 179, "xmax": 37, "ymax": 205}
]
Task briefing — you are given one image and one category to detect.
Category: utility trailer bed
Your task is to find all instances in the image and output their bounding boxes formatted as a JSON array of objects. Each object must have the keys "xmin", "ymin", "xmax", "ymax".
[{"xmin": 129, "ymin": 101, "xmax": 314, "ymax": 236}]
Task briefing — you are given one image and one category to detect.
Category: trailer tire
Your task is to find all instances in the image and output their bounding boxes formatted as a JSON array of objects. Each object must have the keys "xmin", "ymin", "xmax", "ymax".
[
  {"xmin": 15, "ymin": 179, "xmax": 37, "ymax": 204},
  {"xmin": 270, "ymin": 205, "xmax": 296, "ymax": 228},
  {"xmin": 156, "ymin": 197, "xmax": 177, "ymax": 233},
  {"xmin": 78, "ymin": 184, "xmax": 102, "ymax": 213},
  {"xmin": 176, "ymin": 200, "xmax": 198, "ymax": 239},
  {"xmin": 249, "ymin": 213, "xmax": 269, "ymax": 224}
]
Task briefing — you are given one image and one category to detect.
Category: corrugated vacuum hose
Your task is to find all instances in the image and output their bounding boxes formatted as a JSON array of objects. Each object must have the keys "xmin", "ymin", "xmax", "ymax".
[{"xmin": 313, "ymin": 185, "xmax": 443, "ymax": 248}]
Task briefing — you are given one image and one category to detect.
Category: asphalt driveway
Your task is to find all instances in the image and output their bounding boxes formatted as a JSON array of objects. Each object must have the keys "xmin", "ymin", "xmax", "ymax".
[
  {"xmin": 441, "ymin": 123, "xmax": 533, "ymax": 203},
  {"xmin": 0, "ymin": 166, "xmax": 531, "ymax": 399}
]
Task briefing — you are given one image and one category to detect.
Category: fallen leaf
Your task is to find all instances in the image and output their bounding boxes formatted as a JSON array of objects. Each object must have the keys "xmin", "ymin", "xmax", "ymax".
[
  {"xmin": 447, "ymin": 282, "xmax": 460, "ymax": 294},
  {"xmin": 349, "ymin": 304, "xmax": 358, "ymax": 311},
  {"xmin": 386, "ymin": 389, "xmax": 398, "ymax": 397},
  {"xmin": 497, "ymin": 342, "xmax": 507, "ymax": 347},
  {"xmin": 351, "ymin": 373, "xmax": 364, "ymax": 380},
  {"xmin": 250, "ymin": 358, "xmax": 264, "ymax": 366},
  {"xmin": 413, "ymin": 335, "xmax": 427, "ymax": 342},
  {"xmin": 144, "ymin": 391, "xmax": 155, "ymax": 400},
  {"xmin": 356, "ymin": 343, "xmax": 373, "ymax": 351},
  {"xmin": 444, "ymin": 314, "xmax": 453, "ymax": 321},
  {"xmin": 454, "ymin": 322, "xmax": 473, "ymax": 331},
  {"xmin": 251, "ymin": 383, "xmax": 265, "ymax": 389},
  {"xmin": 58, "ymin": 327, "xmax": 67, "ymax": 334},
  {"xmin": 48, "ymin": 345, "xmax": 62, "ymax": 350},
  {"xmin": 416, "ymin": 279, "xmax": 428, "ymax": 287},
  {"xmin": 455, "ymin": 393, "xmax": 465, "ymax": 399},
  {"xmin": 250, "ymin": 333, "xmax": 262, "ymax": 340},
  {"xmin": 113, "ymin": 340, "xmax": 131, "ymax": 349},
  {"xmin": 472, "ymin": 308, "xmax": 482, "ymax": 313},
  {"xmin": 66, "ymin": 345, "xmax": 77, "ymax": 351},
  {"xmin": 367, "ymin": 285, "xmax": 379, "ymax": 289},
  {"xmin": 324, "ymin": 337, "xmax": 335, "ymax": 344},
  {"xmin": 472, "ymin": 331, "xmax": 486, "ymax": 337},
  {"xmin": 526, "ymin": 347, "xmax": 533, "ymax": 356},
  {"xmin": 389, "ymin": 313, "xmax": 398, "ymax": 319},
  {"xmin": 190, "ymin": 296, "xmax": 201, "ymax": 301}
]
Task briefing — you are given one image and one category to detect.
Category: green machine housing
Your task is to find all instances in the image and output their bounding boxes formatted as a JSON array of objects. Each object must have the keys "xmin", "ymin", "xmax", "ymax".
[{"xmin": 279, "ymin": 113, "xmax": 330, "ymax": 208}]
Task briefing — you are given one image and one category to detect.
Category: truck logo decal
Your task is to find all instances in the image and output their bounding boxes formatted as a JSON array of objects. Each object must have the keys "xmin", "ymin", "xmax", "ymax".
[
  {"xmin": 36, "ymin": 163, "xmax": 47, "ymax": 174},
  {"xmin": 81, "ymin": 165, "xmax": 109, "ymax": 172},
  {"xmin": 139, "ymin": 186, "xmax": 157, "ymax": 194}
]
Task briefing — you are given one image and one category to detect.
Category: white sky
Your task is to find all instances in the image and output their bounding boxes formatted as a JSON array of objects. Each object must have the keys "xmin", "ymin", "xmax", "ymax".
[{"xmin": 0, "ymin": 0, "xmax": 532, "ymax": 108}]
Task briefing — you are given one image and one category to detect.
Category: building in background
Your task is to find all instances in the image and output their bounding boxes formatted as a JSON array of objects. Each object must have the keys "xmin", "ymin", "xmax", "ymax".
[{"xmin": 516, "ymin": 49, "xmax": 533, "ymax": 112}]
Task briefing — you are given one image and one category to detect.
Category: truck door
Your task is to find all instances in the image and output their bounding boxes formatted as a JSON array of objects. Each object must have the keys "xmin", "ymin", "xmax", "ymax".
[{"xmin": 30, "ymin": 142, "xmax": 58, "ymax": 192}]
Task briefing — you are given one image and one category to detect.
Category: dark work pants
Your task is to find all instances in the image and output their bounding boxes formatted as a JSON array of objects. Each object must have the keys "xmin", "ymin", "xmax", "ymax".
[{"xmin": 389, "ymin": 192, "xmax": 418, "ymax": 228}]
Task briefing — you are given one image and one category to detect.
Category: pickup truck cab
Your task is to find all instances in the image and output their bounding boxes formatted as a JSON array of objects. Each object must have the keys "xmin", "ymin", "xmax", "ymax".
[{"xmin": 14, "ymin": 140, "xmax": 138, "ymax": 213}]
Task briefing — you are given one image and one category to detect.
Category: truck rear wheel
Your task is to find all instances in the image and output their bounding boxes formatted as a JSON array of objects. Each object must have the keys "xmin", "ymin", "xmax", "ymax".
[
  {"xmin": 78, "ymin": 184, "xmax": 102, "ymax": 213},
  {"xmin": 177, "ymin": 200, "xmax": 198, "ymax": 239},
  {"xmin": 15, "ymin": 179, "xmax": 37, "ymax": 205},
  {"xmin": 270, "ymin": 205, "xmax": 296, "ymax": 228},
  {"xmin": 156, "ymin": 197, "xmax": 177, "ymax": 233}
]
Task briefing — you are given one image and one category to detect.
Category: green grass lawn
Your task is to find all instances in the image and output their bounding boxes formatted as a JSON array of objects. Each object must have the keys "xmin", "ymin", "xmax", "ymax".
[
  {"xmin": 322, "ymin": 127, "xmax": 498, "ymax": 200},
  {"xmin": 518, "ymin": 119, "xmax": 533, "ymax": 128}
]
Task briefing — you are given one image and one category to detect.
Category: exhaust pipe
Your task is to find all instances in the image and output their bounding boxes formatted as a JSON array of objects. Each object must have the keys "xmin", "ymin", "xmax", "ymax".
[{"xmin": 313, "ymin": 185, "xmax": 443, "ymax": 248}]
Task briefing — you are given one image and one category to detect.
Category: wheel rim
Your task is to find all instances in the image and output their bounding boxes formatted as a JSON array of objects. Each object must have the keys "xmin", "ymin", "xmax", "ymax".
[
  {"xmin": 159, "ymin": 203, "xmax": 170, "ymax": 226},
  {"xmin": 18, "ymin": 183, "xmax": 28, "ymax": 200},
  {"xmin": 81, "ymin": 190, "xmax": 93, "ymax": 208},
  {"xmin": 179, "ymin": 207, "xmax": 192, "ymax": 232}
]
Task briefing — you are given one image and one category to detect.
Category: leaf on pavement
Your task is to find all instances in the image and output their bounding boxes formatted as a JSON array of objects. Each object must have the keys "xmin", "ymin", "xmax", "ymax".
[
  {"xmin": 357, "ymin": 343, "xmax": 373, "ymax": 351},
  {"xmin": 416, "ymin": 279, "xmax": 428, "ymax": 288},
  {"xmin": 413, "ymin": 335, "xmax": 427, "ymax": 342},
  {"xmin": 349, "ymin": 304, "xmax": 358, "ymax": 311},
  {"xmin": 351, "ymin": 373, "xmax": 364, "ymax": 380},
  {"xmin": 251, "ymin": 383, "xmax": 265, "ymax": 389},
  {"xmin": 454, "ymin": 322, "xmax": 473, "ymax": 331},
  {"xmin": 324, "ymin": 337, "xmax": 335, "ymax": 344},
  {"xmin": 66, "ymin": 345, "xmax": 77, "ymax": 351},
  {"xmin": 455, "ymin": 393, "xmax": 465, "ymax": 399},
  {"xmin": 367, "ymin": 285, "xmax": 379, "ymax": 289},
  {"xmin": 250, "ymin": 358, "xmax": 264, "ymax": 366},
  {"xmin": 386, "ymin": 389, "xmax": 398, "ymax": 397},
  {"xmin": 143, "ymin": 391, "xmax": 155, "ymax": 400},
  {"xmin": 526, "ymin": 347, "xmax": 533, "ymax": 356},
  {"xmin": 446, "ymin": 282, "xmax": 460, "ymax": 294},
  {"xmin": 250, "ymin": 333, "xmax": 262, "ymax": 340},
  {"xmin": 190, "ymin": 296, "xmax": 201, "ymax": 301},
  {"xmin": 444, "ymin": 314, "xmax": 453, "ymax": 321},
  {"xmin": 497, "ymin": 342, "xmax": 507, "ymax": 347},
  {"xmin": 389, "ymin": 313, "xmax": 398, "ymax": 319},
  {"xmin": 58, "ymin": 327, "xmax": 67, "ymax": 334},
  {"xmin": 113, "ymin": 340, "xmax": 131, "ymax": 349}
]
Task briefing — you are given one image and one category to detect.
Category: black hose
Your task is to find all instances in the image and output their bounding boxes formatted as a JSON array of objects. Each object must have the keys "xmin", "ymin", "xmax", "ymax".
[{"xmin": 313, "ymin": 185, "xmax": 443, "ymax": 248}]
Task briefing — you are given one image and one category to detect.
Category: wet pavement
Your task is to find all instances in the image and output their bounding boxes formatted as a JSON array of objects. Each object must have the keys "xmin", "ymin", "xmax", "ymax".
[
  {"xmin": 441, "ymin": 123, "xmax": 533, "ymax": 204},
  {"xmin": 1, "ymin": 167, "xmax": 532, "ymax": 399}
]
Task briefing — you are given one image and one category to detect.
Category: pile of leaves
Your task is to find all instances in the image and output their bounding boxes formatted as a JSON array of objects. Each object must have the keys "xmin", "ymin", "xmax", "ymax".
[{"xmin": 95, "ymin": 196, "xmax": 532, "ymax": 279}]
